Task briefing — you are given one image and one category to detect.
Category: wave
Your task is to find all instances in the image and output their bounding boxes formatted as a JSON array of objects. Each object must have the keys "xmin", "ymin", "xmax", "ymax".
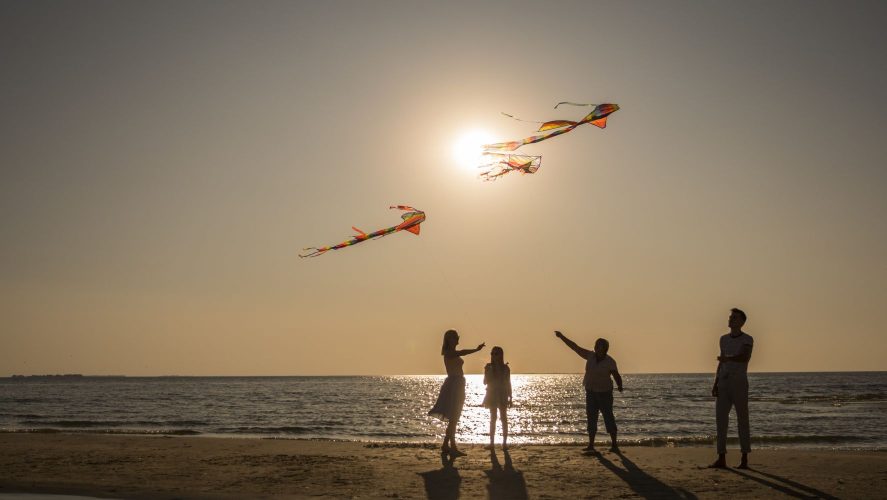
[
  {"xmin": 617, "ymin": 434, "xmax": 879, "ymax": 447},
  {"xmin": 219, "ymin": 426, "xmax": 311, "ymax": 434},
  {"xmin": 1, "ymin": 428, "xmax": 201, "ymax": 436},
  {"xmin": 772, "ymin": 393, "xmax": 886, "ymax": 405},
  {"xmin": 17, "ymin": 419, "xmax": 210, "ymax": 428}
]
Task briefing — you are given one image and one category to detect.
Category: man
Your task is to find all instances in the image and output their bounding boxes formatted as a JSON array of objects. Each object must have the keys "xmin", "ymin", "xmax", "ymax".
[
  {"xmin": 709, "ymin": 308, "xmax": 754, "ymax": 469},
  {"xmin": 555, "ymin": 331, "xmax": 623, "ymax": 453}
]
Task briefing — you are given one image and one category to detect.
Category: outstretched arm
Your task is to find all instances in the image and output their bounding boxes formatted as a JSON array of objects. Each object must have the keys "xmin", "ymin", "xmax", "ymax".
[
  {"xmin": 455, "ymin": 343, "xmax": 486, "ymax": 356},
  {"xmin": 554, "ymin": 331, "xmax": 592, "ymax": 359}
]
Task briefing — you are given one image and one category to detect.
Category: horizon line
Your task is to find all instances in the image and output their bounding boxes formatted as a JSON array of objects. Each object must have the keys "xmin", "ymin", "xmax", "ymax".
[{"xmin": 5, "ymin": 370, "xmax": 886, "ymax": 378}]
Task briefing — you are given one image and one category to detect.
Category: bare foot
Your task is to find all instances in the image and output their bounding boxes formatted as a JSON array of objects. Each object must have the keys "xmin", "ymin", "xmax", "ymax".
[
  {"xmin": 610, "ymin": 445, "xmax": 621, "ymax": 453},
  {"xmin": 450, "ymin": 448, "xmax": 467, "ymax": 457},
  {"xmin": 736, "ymin": 461, "xmax": 749, "ymax": 469},
  {"xmin": 707, "ymin": 459, "xmax": 727, "ymax": 469},
  {"xmin": 582, "ymin": 444, "xmax": 596, "ymax": 452}
]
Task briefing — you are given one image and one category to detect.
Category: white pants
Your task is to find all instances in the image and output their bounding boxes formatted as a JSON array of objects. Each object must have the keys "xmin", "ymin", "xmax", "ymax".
[{"xmin": 716, "ymin": 375, "xmax": 750, "ymax": 454}]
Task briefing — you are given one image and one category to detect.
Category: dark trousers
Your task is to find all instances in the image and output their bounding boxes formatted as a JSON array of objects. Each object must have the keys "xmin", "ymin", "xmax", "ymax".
[
  {"xmin": 716, "ymin": 375, "xmax": 750, "ymax": 454},
  {"xmin": 585, "ymin": 390, "xmax": 617, "ymax": 439}
]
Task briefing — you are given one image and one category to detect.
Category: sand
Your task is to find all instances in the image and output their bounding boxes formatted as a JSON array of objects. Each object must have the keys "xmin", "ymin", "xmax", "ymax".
[{"xmin": 1, "ymin": 434, "xmax": 884, "ymax": 499}]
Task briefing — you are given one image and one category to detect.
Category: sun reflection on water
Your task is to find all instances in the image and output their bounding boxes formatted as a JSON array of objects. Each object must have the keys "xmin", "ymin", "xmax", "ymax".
[{"xmin": 429, "ymin": 375, "xmax": 582, "ymax": 445}]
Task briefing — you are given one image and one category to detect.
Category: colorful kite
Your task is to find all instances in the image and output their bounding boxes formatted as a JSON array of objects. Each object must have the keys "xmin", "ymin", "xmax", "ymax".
[
  {"xmin": 477, "ymin": 152, "xmax": 542, "ymax": 181},
  {"xmin": 484, "ymin": 103, "xmax": 620, "ymax": 152},
  {"xmin": 299, "ymin": 205, "xmax": 425, "ymax": 258}
]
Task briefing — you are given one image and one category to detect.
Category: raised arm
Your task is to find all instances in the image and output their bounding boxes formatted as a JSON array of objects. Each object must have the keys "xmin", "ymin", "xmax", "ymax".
[
  {"xmin": 554, "ymin": 331, "xmax": 592, "ymax": 359},
  {"xmin": 455, "ymin": 343, "xmax": 486, "ymax": 357}
]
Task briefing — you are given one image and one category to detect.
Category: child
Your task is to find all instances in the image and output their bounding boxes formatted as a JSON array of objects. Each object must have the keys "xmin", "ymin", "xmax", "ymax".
[{"xmin": 483, "ymin": 346, "xmax": 513, "ymax": 450}]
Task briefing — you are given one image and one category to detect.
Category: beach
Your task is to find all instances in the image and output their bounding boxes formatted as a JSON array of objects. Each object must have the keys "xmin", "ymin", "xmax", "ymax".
[{"xmin": 1, "ymin": 434, "xmax": 884, "ymax": 499}]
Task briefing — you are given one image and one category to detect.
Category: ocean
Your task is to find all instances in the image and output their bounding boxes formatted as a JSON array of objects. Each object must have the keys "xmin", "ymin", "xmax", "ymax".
[{"xmin": 2, "ymin": 372, "xmax": 885, "ymax": 449}]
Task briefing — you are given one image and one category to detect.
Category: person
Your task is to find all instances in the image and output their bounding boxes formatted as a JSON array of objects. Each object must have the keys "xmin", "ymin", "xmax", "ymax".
[
  {"xmin": 482, "ymin": 346, "xmax": 513, "ymax": 450},
  {"xmin": 709, "ymin": 308, "xmax": 754, "ymax": 469},
  {"xmin": 555, "ymin": 331, "xmax": 623, "ymax": 452},
  {"xmin": 429, "ymin": 329, "xmax": 485, "ymax": 457}
]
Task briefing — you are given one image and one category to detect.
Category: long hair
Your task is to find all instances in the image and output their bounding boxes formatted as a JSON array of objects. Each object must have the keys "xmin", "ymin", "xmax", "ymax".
[
  {"xmin": 441, "ymin": 329, "xmax": 458, "ymax": 355},
  {"xmin": 489, "ymin": 346, "xmax": 507, "ymax": 375}
]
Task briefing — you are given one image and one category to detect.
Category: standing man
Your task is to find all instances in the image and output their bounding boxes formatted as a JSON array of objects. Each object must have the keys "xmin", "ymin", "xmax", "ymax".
[
  {"xmin": 555, "ymin": 331, "xmax": 623, "ymax": 453},
  {"xmin": 709, "ymin": 308, "xmax": 754, "ymax": 469}
]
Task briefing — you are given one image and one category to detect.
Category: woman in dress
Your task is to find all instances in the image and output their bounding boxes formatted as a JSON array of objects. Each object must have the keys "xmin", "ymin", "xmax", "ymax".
[
  {"xmin": 429, "ymin": 329, "xmax": 485, "ymax": 456},
  {"xmin": 483, "ymin": 346, "xmax": 513, "ymax": 450}
]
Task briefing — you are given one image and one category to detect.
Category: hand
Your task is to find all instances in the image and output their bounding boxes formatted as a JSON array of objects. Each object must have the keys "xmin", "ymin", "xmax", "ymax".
[
  {"xmin": 477, "ymin": 343, "xmax": 486, "ymax": 351},
  {"xmin": 555, "ymin": 331, "xmax": 564, "ymax": 339},
  {"xmin": 617, "ymin": 386, "xmax": 623, "ymax": 393},
  {"xmin": 717, "ymin": 355, "xmax": 725, "ymax": 362},
  {"xmin": 711, "ymin": 385, "xmax": 719, "ymax": 397}
]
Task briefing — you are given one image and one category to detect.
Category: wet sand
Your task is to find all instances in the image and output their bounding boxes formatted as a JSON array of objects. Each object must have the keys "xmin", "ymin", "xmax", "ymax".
[{"xmin": 1, "ymin": 434, "xmax": 884, "ymax": 499}]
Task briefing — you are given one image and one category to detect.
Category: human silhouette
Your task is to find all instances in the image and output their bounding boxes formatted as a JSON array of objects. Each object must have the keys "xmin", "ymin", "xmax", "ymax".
[
  {"xmin": 429, "ymin": 329, "xmax": 484, "ymax": 457},
  {"xmin": 709, "ymin": 308, "xmax": 754, "ymax": 469},
  {"xmin": 483, "ymin": 346, "xmax": 513, "ymax": 450},
  {"xmin": 555, "ymin": 330, "xmax": 623, "ymax": 452}
]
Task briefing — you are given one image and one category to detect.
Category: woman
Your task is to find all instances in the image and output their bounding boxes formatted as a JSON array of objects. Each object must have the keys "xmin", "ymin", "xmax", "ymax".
[
  {"xmin": 429, "ymin": 329, "xmax": 485, "ymax": 456},
  {"xmin": 483, "ymin": 346, "xmax": 513, "ymax": 450}
]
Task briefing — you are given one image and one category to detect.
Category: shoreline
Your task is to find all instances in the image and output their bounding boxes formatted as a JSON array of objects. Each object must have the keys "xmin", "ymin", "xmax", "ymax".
[
  {"xmin": 2, "ymin": 434, "xmax": 883, "ymax": 498},
  {"xmin": 3, "ymin": 429, "xmax": 885, "ymax": 452},
  {"xmin": 3, "ymin": 430, "xmax": 884, "ymax": 452}
]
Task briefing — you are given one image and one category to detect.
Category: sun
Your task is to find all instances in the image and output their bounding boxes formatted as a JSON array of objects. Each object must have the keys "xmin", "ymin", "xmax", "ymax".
[{"xmin": 451, "ymin": 129, "xmax": 494, "ymax": 171}]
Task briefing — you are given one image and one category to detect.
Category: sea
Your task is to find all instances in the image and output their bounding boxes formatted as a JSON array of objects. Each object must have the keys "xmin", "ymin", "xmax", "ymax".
[{"xmin": 1, "ymin": 372, "xmax": 885, "ymax": 450}]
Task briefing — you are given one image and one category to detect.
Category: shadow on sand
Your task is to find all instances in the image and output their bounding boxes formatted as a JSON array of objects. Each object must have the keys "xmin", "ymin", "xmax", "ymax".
[
  {"xmin": 729, "ymin": 467, "xmax": 839, "ymax": 499},
  {"xmin": 419, "ymin": 452, "xmax": 461, "ymax": 500},
  {"xmin": 485, "ymin": 449, "xmax": 528, "ymax": 500},
  {"xmin": 593, "ymin": 451, "xmax": 697, "ymax": 499}
]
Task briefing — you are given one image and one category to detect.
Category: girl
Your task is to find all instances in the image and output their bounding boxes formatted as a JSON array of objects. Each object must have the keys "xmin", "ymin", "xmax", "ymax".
[
  {"xmin": 429, "ymin": 329, "xmax": 485, "ymax": 456},
  {"xmin": 483, "ymin": 346, "xmax": 513, "ymax": 450}
]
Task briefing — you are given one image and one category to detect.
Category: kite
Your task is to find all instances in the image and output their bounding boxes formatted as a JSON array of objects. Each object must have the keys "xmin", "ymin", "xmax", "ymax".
[
  {"xmin": 483, "ymin": 102, "xmax": 620, "ymax": 152},
  {"xmin": 299, "ymin": 205, "xmax": 425, "ymax": 258},
  {"xmin": 477, "ymin": 152, "xmax": 542, "ymax": 181}
]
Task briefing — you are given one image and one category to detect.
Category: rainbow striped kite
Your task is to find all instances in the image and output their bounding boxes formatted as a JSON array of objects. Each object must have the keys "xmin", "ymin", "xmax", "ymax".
[
  {"xmin": 299, "ymin": 205, "xmax": 425, "ymax": 258},
  {"xmin": 484, "ymin": 102, "xmax": 620, "ymax": 152}
]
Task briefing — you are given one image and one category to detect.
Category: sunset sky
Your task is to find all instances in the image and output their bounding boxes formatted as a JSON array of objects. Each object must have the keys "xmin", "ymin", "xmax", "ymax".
[{"xmin": 2, "ymin": 1, "xmax": 885, "ymax": 376}]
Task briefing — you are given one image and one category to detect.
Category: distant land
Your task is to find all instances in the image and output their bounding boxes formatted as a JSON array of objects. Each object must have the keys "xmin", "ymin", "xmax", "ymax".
[{"xmin": 9, "ymin": 374, "xmax": 126, "ymax": 379}]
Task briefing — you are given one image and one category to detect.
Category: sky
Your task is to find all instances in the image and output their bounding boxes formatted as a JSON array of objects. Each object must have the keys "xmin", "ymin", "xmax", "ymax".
[{"xmin": 2, "ymin": 1, "xmax": 886, "ymax": 376}]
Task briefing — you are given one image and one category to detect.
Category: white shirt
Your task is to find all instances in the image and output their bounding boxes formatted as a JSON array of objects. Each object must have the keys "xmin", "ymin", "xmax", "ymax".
[
  {"xmin": 584, "ymin": 354, "xmax": 617, "ymax": 392},
  {"xmin": 718, "ymin": 332, "xmax": 754, "ymax": 379}
]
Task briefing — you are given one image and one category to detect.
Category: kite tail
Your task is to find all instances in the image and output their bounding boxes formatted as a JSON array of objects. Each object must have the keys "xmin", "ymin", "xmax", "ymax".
[
  {"xmin": 299, "ymin": 247, "xmax": 328, "ymax": 258},
  {"xmin": 501, "ymin": 112, "xmax": 546, "ymax": 124},
  {"xmin": 554, "ymin": 101, "xmax": 597, "ymax": 109},
  {"xmin": 390, "ymin": 204, "xmax": 419, "ymax": 212}
]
